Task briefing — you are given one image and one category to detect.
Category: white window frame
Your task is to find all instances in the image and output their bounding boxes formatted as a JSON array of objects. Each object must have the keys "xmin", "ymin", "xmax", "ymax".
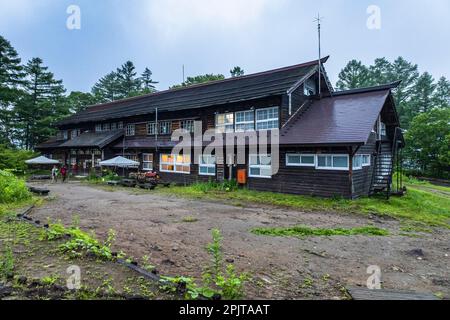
[
  {"xmin": 70, "ymin": 129, "xmax": 79, "ymax": 140},
  {"xmin": 286, "ymin": 154, "xmax": 316, "ymax": 167},
  {"xmin": 159, "ymin": 121, "xmax": 172, "ymax": 135},
  {"xmin": 117, "ymin": 122, "xmax": 123, "ymax": 129},
  {"xmin": 249, "ymin": 154, "xmax": 272, "ymax": 179},
  {"xmin": 125, "ymin": 124, "xmax": 135, "ymax": 136},
  {"xmin": 199, "ymin": 155, "xmax": 216, "ymax": 176},
  {"xmin": 159, "ymin": 154, "xmax": 191, "ymax": 174},
  {"xmin": 316, "ymin": 154, "xmax": 350, "ymax": 171},
  {"xmin": 256, "ymin": 107, "xmax": 279, "ymax": 131},
  {"xmin": 102, "ymin": 123, "xmax": 110, "ymax": 132},
  {"xmin": 181, "ymin": 120, "xmax": 195, "ymax": 133},
  {"xmin": 95, "ymin": 124, "xmax": 102, "ymax": 132},
  {"xmin": 304, "ymin": 78, "xmax": 316, "ymax": 96},
  {"xmin": 142, "ymin": 153, "xmax": 153, "ymax": 171},
  {"xmin": 352, "ymin": 155, "xmax": 363, "ymax": 170},
  {"xmin": 362, "ymin": 154, "xmax": 371, "ymax": 167},
  {"xmin": 215, "ymin": 113, "xmax": 234, "ymax": 133},
  {"xmin": 110, "ymin": 122, "xmax": 117, "ymax": 130},
  {"xmin": 235, "ymin": 110, "xmax": 255, "ymax": 132},
  {"xmin": 147, "ymin": 122, "xmax": 157, "ymax": 135},
  {"xmin": 62, "ymin": 130, "xmax": 68, "ymax": 140}
]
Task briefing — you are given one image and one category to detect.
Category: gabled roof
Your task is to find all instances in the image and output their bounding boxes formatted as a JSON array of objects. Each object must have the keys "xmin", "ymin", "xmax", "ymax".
[
  {"xmin": 280, "ymin": 83, "xmax": 399, "ymax": 146},
  {"xmin": 59, "ymin": 130, "xmax": 124, "ymax": 149},
  {"xmin": 57, "ymin": 57, "xmax": 329, "ymax": 126}
]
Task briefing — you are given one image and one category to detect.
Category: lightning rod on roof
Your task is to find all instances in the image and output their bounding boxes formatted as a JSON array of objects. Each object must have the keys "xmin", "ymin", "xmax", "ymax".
[{"xmin": 314, "ymin": 13, "xmax": 323, "ymax": 96}]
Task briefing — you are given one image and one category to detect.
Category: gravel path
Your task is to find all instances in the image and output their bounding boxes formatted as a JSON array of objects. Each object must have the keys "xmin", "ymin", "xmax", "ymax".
[{"xmin": 29, "ymin": 181, "xmax": 450, "ymax": 299}]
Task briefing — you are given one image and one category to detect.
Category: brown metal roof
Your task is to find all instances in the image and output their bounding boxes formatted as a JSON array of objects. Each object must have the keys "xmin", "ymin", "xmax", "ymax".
[
  {"xmin": 60, "ymin": 130, "xmax": 124, "ymax": 149},
  {"xmin": 57, "ymin": 57, "xmax": 329, "ymax": 126},
  {"xmin": 280, "ymin": 87, "xmax": 392, "ymax": 145}
]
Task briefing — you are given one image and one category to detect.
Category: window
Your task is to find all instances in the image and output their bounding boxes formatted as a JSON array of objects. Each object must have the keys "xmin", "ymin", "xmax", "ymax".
[
  {"xmin": 95, "ymin": 124, "xmax": 102, "ymax": 132},
  {"xmin": 142, "ymin": 153, "xmax": 153, "ymax": 171},
  {"xmin": 235, "ymin": 110, "xmax": 255, "ymax": 132},
  {"xmin": 160, "ymin": 154, "xmax": 191, "ymax": 174},
  {"xmin": 102, "ymin": 123, "xmax": 110, "ymax": 131},
  {"xmin": 70, "ymin": 129, "xmax": 79, "ymax": 139},
  {"xmin": 352, "ymin": 155, "xmax": 363, "ymax": 170},
  {"xmin": 110, "ymin": 122, "xmax": 117, "ymax": 130},
  {"xmin": 286, "ymin": 154, "xmax": 315, "ymax": 167},
  {"xmin": 249, "ymin": 154, "xmax": 272, "ymax": 178},
  {"xmin": 147, "ymin": 122, "xmax": 157, "ymax": 135},
  {"xmin": 199, "ymin": 155, "xmax": 216, "ymax": 176},
  {"xmin": 125, "ymin": 124, "xmax": 135, "ymax": 136},
  {"xmin": 124, "ymin": 154, "xmax": 139, "ymax": 166},
  {"xmin": 256, "ymin": 107, "xmax": 279, "ymax": 130},
  {"xmin": 181, "ymin": 120, "xmax": 195, "ymax": 133},
  {"xmin": 159, "ymin": 121, "xmax": 172, "ymax": 135},
  {"xmin": 117, "ymin": 122, "xmax": 123, "ymax": 129},
  {"xmin": 380, "ymin": 122, "xmax": 387, "ymax": 136},
  {"xmin": 316, "ymin": 154, "xmax": 349, "ymax": 171},
  {"xmin": 215, "ymin": 113, "xmax": 234, "ymax": 133},
  {"xmin": 304, "ymin": 78, "xmax": 316, "ymax": 96},
  {"xmin": 362, "ymin": 155, "xmax": 371, "ymax": 167},
  {"xmin": 62, "ymin": 130, "xmax": 68, "ymax": 140}
]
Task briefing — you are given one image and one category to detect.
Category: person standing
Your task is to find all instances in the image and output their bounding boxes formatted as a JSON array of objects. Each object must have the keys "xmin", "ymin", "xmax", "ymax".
[
  {"xmin": 61, "ymin": 165, "xmax": 68, "ymax": 183},
  {"xmin": 51, "ymin": 165, "xmax": 59, "ymax": 183}
]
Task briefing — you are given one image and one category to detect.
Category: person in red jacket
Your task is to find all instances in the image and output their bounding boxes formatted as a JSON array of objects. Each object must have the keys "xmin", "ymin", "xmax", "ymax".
[{"xmin": 60, "ymin": 165, "xmax": 68, "ymax": 183}]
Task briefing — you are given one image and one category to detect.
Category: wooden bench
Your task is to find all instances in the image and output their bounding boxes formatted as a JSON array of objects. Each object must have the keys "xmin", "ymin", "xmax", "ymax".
[
  {"xmin": 120, "ymin": 179, "xmax": 137, "ymax": 188},
  {"xmin": 28, "ymin": 186, "xmax": 50, "ymax": 196}
]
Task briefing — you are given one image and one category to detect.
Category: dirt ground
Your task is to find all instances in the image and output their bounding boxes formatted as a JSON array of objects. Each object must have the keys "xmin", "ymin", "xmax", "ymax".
[{"xmin": 29, "ymin": 181, "xmax": 450, "ymax": 300}]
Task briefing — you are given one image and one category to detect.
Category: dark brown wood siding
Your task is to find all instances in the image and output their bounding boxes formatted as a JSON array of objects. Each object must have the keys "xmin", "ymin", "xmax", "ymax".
[{"xmin": 247, "ymin": 147, "xmax": 352, "ymax": 198}]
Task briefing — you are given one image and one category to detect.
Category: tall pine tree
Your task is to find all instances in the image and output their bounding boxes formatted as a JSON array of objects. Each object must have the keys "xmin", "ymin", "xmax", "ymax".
[
  {"xmin": 92, "ymin": 71, "xmax": 120, "ymax": 103},
  {"xmin": 116, "ymin": 61, "xmax": 141, "ymax": 98},
  {"xmin": 14, "ymin": 57, "xmax": 66, "ymax": 149},
  {"xmin": 335, "ymin": 60, "xmax": 371, "ymax": 90},
  {"xmin": 140, "ymin": 67, "xmax": 158, "ymax": 93},
  {"xmin": 0, "ymin": 35, "xmax": 25, "ymax": 146},
  {"xmin": 433, "ymin": 77, "xmax": 450, "ymax": 109}
]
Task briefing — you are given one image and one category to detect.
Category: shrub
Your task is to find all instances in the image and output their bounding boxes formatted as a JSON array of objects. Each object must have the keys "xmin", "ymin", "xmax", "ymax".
[{"xmin": 0, "ymin": 170, "xmax": 32, "ymax": 204}]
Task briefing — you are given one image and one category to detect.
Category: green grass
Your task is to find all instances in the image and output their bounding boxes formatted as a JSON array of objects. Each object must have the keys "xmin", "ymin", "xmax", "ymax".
[
  {"xmin": 157, "ymin": 179, "xmax": 450, "ymax": 228},
  {"xmin": 251, "ymin": 225, "xmax": 389, "ymax": 238}
]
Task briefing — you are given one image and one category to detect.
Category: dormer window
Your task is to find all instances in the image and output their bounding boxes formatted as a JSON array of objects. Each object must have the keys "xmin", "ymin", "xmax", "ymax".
[
  {"xmin": 304, "ymin": 78, "xmax": 316, "ymax": 96},
  {"xmin": 125, "ymin": 124, "xmax": 135, "ymax": 136}
]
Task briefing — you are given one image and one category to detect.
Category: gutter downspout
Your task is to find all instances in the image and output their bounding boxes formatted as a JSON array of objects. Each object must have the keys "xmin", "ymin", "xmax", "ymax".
[{"xmin": 288, "ymin": 93, "xmax": 292, "ymax": 116}]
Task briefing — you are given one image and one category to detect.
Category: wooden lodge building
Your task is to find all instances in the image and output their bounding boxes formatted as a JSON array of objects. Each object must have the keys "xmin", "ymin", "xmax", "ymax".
[{"xmin": 36, "ymin": 57, "xmax": 404, "ymax": 198}]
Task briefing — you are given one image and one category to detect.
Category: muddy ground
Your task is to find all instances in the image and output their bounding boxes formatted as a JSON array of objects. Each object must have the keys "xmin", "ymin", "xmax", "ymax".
[{"xmin": 29, "ymin": 181, "xmax": 450, "ymax": 300}]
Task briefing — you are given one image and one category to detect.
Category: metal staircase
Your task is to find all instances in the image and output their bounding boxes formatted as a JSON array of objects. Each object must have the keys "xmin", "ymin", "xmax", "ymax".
[{"xmin": 370, "ymin": 127, "xmax": 404, "ymax": 199}]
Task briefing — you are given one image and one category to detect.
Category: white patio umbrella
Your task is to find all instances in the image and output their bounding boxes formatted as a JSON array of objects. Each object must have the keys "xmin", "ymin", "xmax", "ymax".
[
  {"xmin": 25, "ymin": 156, "xmax": 60, "ymax": 165},
  {"xmin": 99, "ymin": 156, "xmax": 139, "ymax": 168}
]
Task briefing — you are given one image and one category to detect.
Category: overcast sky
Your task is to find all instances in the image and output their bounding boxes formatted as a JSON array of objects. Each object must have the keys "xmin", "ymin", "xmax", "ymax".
[{"xmin": 1, "ymin": 0, "xmax": 449, "ymax": 93}]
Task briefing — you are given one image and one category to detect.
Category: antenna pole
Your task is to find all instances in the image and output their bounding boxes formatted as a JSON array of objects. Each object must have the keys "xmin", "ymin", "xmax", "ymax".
[
  {"xmin": 316, "ymin": 13, "xmax": 322, "ymax": 96},
  {"xmin": 182, "ymin": 65, "xmax": 185, "ymax": 83}
]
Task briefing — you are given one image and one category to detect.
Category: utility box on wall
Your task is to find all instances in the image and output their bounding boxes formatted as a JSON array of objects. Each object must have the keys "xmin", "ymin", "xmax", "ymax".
[{"xmin": 237, "ymin": 169, "xmax": 247, "ymax": 185}]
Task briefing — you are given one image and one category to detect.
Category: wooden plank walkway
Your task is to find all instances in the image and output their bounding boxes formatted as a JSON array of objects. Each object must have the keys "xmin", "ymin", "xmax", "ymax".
[{"xmin": 347, "ymin": 287, "xmax": 439, "ymax": 300}]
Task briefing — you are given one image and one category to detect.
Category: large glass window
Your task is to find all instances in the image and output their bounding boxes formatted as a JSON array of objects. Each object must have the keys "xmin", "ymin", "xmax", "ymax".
[
  {"xmin": 235, "ymin": 110, "xmax": 255, "ymax": 132},
  {"xmin": 160, "ymin": 154, "xmax": 191, "ymax": 174},
  {"xmin": 159, "ymin": 121, "xmax": 172, "ymax": 135},
  {"xmin": 316, "ymin": 154, "xmax": 349, "ymax": 170},
  {"xmin": 249, "ymin": 154, "xmax": 272, "ymax": 178},
  {"xmin": 286, "ymin": 154, "xmax": 315, "ymax": 167},
  {"xmin": 125, "ymin": 124, "xmax": 135, "ymax": 136},
  {"xmin": 199, "ymin": 155, "xmax": 216, "ymax": 176},
  {"xmin": 142, "ymin": 153, "xmax": 153, "ymax": 171},
  {"xmin": 215, "ymin": 113, "xmax": 234, "ymax": 133},
  {"xmin": 256, "ymin": 107, "xmax": 279, "ymax": 130},
  {"xmin": 362, "ymin": 154, "xmax": 371, "ymax": 167}
]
